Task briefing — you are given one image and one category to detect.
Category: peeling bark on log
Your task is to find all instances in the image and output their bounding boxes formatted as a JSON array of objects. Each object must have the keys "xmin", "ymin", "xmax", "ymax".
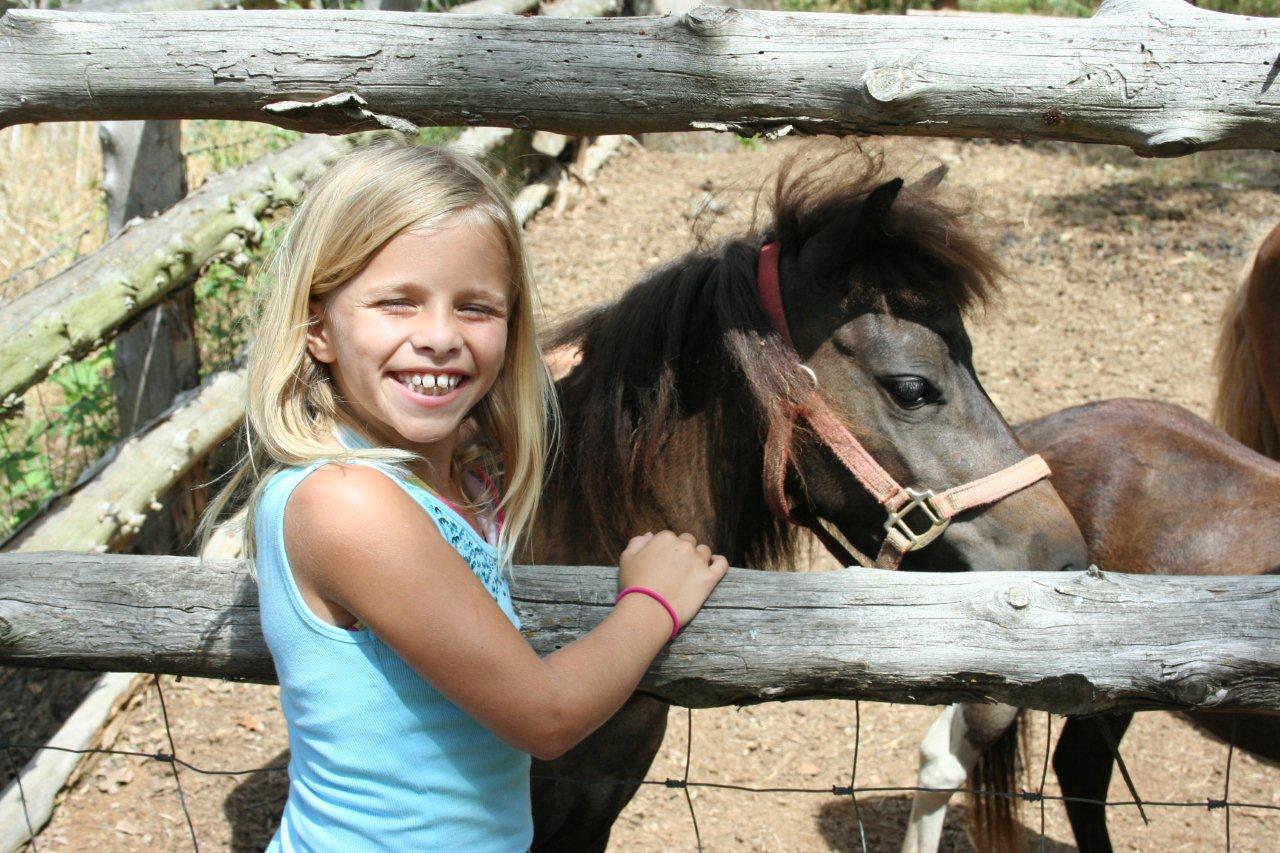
[
  {"xmin": 1, "ymin": 555, "xmax": 1278, "ymax": 715},
  {"xmin": 0, "ymin": 132, "xmax": 373, "ymax": 410},
  {"xmin": 3, "ymin": 1, "xmax": 1279, "ymax": 154}
]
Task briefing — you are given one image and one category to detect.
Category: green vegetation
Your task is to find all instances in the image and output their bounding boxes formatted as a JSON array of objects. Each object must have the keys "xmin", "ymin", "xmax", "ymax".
[
  {"xmin": 1197, "ymin": 0, "xmax": 1280, "ymax": 15},
  {"xmin": 195, "ymin": 220, "xmax": 286, "ymax": 375},
  {"xmin": 1, "ymin": 349, "xmax": 117, "ymax": 532},
  {"xmin": 779, "ymin": 0, "xmax": 1277, "ymax": 15}
]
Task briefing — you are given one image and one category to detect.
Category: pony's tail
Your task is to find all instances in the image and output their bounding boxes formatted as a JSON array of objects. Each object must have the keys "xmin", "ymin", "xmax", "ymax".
[
  {"xmin": 968, "ymin": 709, "xmax": 1025, "ymax": 853},
  {"xmin": 1212, "ymin": 221, "xmax": 1280, "ymax": 460}
]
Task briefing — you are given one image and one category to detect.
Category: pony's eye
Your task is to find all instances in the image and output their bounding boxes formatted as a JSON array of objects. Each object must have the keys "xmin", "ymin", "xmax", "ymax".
[{"xmin": 882, "ymin": 375, "xmax": 935, "ymax": 409}]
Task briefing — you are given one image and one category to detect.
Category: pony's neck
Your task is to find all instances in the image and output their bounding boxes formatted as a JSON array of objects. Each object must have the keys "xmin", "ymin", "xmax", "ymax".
[
  {"xmin": 525, "ymin": 239, "xmax": 798, "ymax": 570},
  {"xmin": 524, "ymin": 404, "xmax": 747, "ymax": 563}
]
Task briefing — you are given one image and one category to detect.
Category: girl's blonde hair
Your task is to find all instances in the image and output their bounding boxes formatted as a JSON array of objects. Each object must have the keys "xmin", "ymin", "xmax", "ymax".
[{"xmin": 202, "ymin": 140, "xmax": 557, "ymax": 566}]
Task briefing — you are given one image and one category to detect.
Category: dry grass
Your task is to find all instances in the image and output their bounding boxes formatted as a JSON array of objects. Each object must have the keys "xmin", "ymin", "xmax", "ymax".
[
  {"xmin": 0, "ymin": 122, "xmax": 107, "ymax": 303},
  {"xmin": 0, "ymin": 119, "xmax": 299, "ymax": 304}
]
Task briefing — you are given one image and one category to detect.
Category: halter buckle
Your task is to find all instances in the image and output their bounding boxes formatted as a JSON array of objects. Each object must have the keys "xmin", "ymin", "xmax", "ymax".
[{"xmin": 884, "ymin": 487, "xmax": 950, "ymax": 551}]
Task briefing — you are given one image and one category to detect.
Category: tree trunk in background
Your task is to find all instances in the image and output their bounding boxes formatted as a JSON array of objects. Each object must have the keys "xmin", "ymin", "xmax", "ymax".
[{"xmin": 101, "ymin": 119, "xmax": 201, "ymax": 554}]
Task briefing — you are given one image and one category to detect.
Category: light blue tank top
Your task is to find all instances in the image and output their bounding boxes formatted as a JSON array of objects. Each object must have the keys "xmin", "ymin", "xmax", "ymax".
[{"xmin": 255, "ymin": 461, "xmax": 532, "ymax": 852}]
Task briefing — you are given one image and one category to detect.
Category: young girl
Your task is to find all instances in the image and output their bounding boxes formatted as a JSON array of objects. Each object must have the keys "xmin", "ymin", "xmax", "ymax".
[{"xmin": 203, "ymin": 141, "xmax": 728, "ymax": 850}]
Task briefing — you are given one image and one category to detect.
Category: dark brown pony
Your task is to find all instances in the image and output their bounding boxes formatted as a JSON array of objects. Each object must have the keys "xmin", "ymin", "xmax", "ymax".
[
  {"xmin": 523, "ymin": 149, "xmax": 1088, "ymax": 851},
  {"xmin": 903, "ymin": 219, "xmax": 1280, "ymax": 853}
]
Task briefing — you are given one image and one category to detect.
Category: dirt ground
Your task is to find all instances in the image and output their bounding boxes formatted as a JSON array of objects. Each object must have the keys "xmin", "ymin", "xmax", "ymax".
[{"xmin": 13, "ymin": 135, "xmax": 1280, "ymax": 850}]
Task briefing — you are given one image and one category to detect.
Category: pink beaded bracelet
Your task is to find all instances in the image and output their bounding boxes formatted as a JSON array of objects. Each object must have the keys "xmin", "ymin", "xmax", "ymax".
[{"xmin": 615, "ymin": 586, "xmax": 681, "ymax": 641}]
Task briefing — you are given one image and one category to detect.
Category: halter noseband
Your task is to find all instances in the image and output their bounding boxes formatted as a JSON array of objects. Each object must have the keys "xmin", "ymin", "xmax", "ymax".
[{"xmin": 756, "ymin": 242, "xmax": 1051, "ymax": 570}]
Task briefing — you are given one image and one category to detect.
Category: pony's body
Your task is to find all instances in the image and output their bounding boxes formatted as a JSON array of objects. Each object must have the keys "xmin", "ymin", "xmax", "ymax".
[
  {"xmin": 522, "ymin": 151, "xmax": 1087, "ymax": 851},
  {"xmin": 1021, "ymin": 398, "xmax": 1280, "ymax": 575}
]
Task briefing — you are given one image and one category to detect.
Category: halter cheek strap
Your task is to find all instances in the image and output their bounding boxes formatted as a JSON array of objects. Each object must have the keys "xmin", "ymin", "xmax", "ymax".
[{"xmin": 756, "ymin": 242, "xmax": 1052, "ymax": 570}]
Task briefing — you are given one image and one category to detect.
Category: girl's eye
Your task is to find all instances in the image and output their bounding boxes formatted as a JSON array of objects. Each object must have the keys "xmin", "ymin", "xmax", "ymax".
[
  {"xmin": 881, "ymin": 375, "xmax": 937, "ymax": 409},
  {"xmin": 460, "ymin": 304, "xmax": 500, "ymax": 317},
  {"xmin": 377, "ymin": 299, "xmax": 414, "ymax": 312}
]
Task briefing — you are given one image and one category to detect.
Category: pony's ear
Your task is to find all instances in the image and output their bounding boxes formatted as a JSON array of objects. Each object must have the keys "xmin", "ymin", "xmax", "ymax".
[
  {"xmin": 911, "ymin": 164, "xmax": 947, "ymax": 193},
  {"xmin": 799, "ymin": 177, "xmax": 904, "ymax": 278}
]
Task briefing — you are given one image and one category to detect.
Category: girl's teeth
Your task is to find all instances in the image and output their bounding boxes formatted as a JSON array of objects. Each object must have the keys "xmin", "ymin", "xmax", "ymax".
[{"xmin": 401, "ymin": 374, "xmax": 461, "ymax": 396}]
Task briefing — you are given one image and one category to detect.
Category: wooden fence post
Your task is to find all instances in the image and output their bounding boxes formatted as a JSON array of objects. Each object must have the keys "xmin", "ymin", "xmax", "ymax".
[{"xmin": 99, "ymin": 119, "xmax": 201, "ymax": 554}]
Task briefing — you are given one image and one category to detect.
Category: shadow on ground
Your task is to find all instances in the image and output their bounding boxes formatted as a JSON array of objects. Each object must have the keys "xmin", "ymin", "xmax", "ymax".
[
  {"xmin": 224, "ymin": 748, "xmax": 288, "ymax": 852},
  {"xmin": 815, "ymin": 793, "xmax": 1077, "ymax": 852}
]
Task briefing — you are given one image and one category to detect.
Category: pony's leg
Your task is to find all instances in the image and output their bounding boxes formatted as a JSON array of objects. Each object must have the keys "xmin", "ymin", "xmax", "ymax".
[
  {"xmin": 902, "ymin": 704, "xmax": 973, "ymax": 853},
  {"xmin": 901, "ymin": 702, "xmax": 1018, "ymax": 853},
  {"xmin": 1053, "ymin": 712, "xmax": 1133, "ymax": 853},
  {"xmin": 530, "ymin": 695, "xmax": 669, "ymax": 853}
]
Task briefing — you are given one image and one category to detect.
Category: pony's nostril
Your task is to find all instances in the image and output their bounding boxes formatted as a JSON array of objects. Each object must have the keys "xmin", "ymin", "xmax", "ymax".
[{"xmin": 1053, "ymin": 543, "xmax": 1090, "ymax": 574}]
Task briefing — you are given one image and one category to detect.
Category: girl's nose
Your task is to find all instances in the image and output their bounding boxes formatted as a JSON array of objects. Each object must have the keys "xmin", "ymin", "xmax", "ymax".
[{"xmin": 409, "ymin": 309, "xmax": 463, "ymax": 354}]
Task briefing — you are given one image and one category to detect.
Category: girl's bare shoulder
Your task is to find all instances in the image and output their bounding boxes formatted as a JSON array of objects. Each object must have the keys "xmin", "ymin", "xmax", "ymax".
[
  {"xmin": 285, "ymin": 463, "xmax": 448, "ymax": 581},
  {"xmin": 289, "ymin": 462, "xmax": 412, "ymax": 521}
]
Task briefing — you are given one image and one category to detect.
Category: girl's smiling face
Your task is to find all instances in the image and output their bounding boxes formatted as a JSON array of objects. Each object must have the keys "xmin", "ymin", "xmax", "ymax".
[{"xmin": 307, "ymin": 213, "xmax": 512, "ymax": 470}]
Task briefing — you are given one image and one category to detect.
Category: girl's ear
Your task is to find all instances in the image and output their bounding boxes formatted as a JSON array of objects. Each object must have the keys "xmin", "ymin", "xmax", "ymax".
[{"xmin": 306, "ymin": 298, "xmax": 335, "ymax": 364}]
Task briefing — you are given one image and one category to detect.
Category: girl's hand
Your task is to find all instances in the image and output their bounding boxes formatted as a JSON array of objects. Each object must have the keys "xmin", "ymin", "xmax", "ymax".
[{"xmin": 617, "ymin": 530, "xmax": 729, "ymax": 631}]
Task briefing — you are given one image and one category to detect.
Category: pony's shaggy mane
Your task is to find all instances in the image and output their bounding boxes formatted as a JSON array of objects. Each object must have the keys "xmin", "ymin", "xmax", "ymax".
[{"xmin": 548, "ymin": 146, "xmax": 1002, "ymax": 566}]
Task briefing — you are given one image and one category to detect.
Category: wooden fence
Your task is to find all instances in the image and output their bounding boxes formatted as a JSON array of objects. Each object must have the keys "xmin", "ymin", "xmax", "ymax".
[
  {"xmin": 3, "ymin": 0, "xmax": 1280, "ymax": 847},
  {"xmin": 3, "ymin": 553, "xmax": 1279, "ymax": 715},
  {"xmin": 4, "ymin": 0, "xmax": 1280, "ymax": 155}
]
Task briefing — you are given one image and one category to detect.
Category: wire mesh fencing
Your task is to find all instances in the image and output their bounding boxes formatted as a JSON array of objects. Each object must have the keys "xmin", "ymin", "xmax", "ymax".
[{"xmin": 4, "ymin": 673, "xmax": 1278, "ymax": 851}]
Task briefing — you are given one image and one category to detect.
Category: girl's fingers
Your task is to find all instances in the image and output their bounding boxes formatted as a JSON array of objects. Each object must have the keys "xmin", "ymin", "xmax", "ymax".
[
  {"xmin": 677, "ymin": 532, "xmax": 698, "ymax": 545},
  {"xmin": 621, "ymin": 531, "xmax": 655, "ymax": 557},
  {"xmin": 695, "ymin": 543, "xmax": 712, "ymax": 561},
  {"xmin": 710, "ymin": 555, "xmax": 729, "ymax": 576}
]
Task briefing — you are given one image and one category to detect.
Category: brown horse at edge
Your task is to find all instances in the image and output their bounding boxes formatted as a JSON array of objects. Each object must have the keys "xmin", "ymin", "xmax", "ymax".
[{"xmin": 903, "ymin": 220, "xmax": 1280, "ymax": 853}]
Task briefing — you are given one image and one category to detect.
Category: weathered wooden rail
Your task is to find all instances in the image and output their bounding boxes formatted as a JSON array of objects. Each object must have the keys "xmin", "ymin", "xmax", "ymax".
[
  {"xmin": 3, "ymin": 553, "xmax": 1278, "ymax": 715},
  {"xmin": 3, "ymin": 0, "xmax": 1278, "ymax": 155}
]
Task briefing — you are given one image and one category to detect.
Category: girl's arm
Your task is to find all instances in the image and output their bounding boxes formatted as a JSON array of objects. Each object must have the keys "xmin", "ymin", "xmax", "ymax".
[{"xmin": 285, "ymin": 463, "xmax": 727, "ymax": 761}]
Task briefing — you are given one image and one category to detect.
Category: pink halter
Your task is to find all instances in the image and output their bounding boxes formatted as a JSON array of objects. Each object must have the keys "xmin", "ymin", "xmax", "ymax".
[{"xmin": 756, "ymin": 242, "xmax": 1051, "ymax": 569}]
